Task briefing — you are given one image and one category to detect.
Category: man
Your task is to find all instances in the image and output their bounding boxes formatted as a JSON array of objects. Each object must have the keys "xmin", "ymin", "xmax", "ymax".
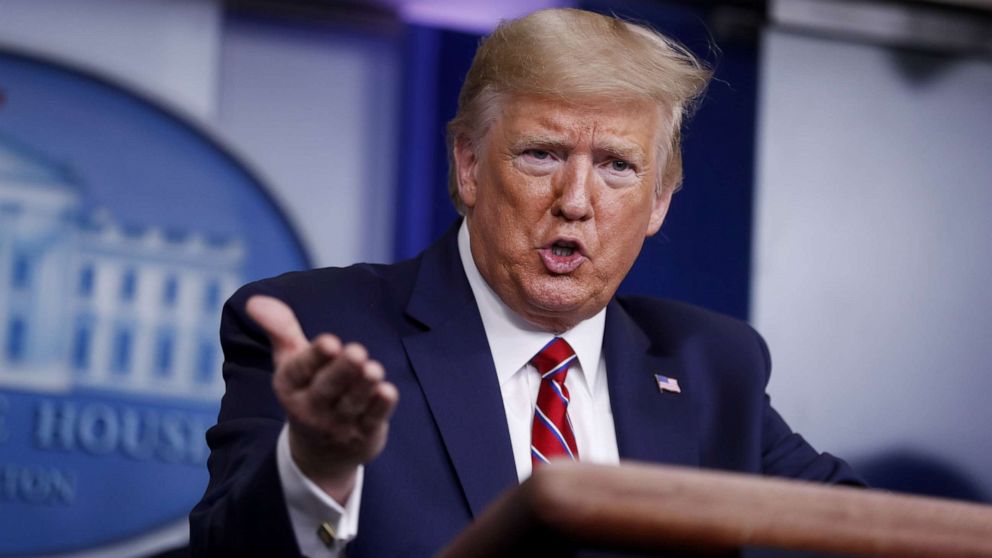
[{"xmin": 190, "ymin": 8, "xmax": 861, "ymax": 557}]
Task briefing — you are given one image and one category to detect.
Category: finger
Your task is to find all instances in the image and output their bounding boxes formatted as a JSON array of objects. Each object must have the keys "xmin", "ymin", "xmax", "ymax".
[
  {"xmin": 309, "ymin": 343, "xmax": 369, "ymax": 404},
  {"xmin": 358, "ymin": 382, "xmax": 399, "ymax": 433},
  {"xmin": 334, "ymin": 359, "xmax": 385, "ymax": 417},
  {"xmin": 246, "ymin": 295, "xmax": 308, "ymax": 366},
  {"xmin": 274, "ymin": 334, "xmax": 343, "ymax": 393}
]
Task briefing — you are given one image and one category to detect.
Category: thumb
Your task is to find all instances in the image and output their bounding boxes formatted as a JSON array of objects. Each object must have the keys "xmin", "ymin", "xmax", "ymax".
[{"xmin": 245, "ymin": 295, "xmax": 308, "ymax": 364}]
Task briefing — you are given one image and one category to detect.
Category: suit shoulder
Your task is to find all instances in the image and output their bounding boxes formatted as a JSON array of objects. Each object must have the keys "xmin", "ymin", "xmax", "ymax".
[
  {"xmin": 616, "ymin": 295, "xmax": 758, "ymax": 341},
  {"xmin": 617, "ymin": 296, "xmax": 771, "ymax": 397},
  {"xmin": 223, "ymin": 260, "xmax": 421, "ymax": 342},
  {"xmin": 229, "ymin": 259, "xmax": 417, "ymax": 307},
  {"xmin": 615, "ymin": 295, "xmax": 771, "ymax": 376}
]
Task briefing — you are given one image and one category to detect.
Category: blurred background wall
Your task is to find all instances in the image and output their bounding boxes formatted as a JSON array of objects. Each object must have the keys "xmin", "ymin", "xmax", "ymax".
[
  {"xmin": 0, "ymin": 0, "xmax": 989, "ymax": 555},
  {"xmin": 754, "ymin": 0, "xmax": 992, "ymax": 505}
]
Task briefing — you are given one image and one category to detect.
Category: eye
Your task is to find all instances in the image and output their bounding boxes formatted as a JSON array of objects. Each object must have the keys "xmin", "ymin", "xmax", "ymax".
[
  {"xmin": 515, "ymin": 148, "xmax": 558, "ymax": 174},
  {"xmin": 610, "ymin": 159, "xmax": 630, "ymax": 172},
  {"xmin": 524, "ymin": 149, "xmax": 551, "ymax": 160}
]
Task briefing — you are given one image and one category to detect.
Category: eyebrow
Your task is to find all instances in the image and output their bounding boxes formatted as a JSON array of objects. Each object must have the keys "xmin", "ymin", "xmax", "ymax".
[
  {"xmin": 509, "ymin": 133, "xmax": 647, "ymax": 162},
  {"xmin": 508, "ymin": 133, "xmax": 574, "ymax": 153},
  {"xmin": 596, "ymin": 140, "xmax": 647, "ymax": 164},
  {"xmin": 580, "ymin": 137, "xmax": 647, "ymax": 166}
]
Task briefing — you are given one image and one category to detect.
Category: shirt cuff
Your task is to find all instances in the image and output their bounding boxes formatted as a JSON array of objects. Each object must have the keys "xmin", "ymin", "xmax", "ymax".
[{"xmin": 276, "ymin": 423, "xmax": 363, "ymax": 557}]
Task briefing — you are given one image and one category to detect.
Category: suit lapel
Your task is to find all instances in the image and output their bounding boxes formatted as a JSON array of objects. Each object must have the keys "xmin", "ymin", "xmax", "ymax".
[
  {"xmin": 401, "ymin": 225, "xmax": 518, "ymax": 517},
  {"xmin": 605, "ymin": 299, "xmax": 699, "ymax": 467}
]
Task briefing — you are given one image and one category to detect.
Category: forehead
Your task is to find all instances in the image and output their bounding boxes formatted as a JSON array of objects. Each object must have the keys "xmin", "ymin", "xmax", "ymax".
[{"xmin": 493, "ymin": 94, "xmax": 667, "ymax": 150}]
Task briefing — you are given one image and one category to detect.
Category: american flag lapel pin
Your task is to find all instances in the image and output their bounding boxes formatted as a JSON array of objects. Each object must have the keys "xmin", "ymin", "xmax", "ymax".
[{"xmin": 655, "ymin": 373, "xmax": 681, "ymax": 394}]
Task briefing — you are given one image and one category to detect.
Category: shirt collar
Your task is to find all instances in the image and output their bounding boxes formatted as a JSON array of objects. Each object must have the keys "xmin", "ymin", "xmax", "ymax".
[{"xmin": 457, "ymin": 220, "xmax": 605, "ymax": 395}]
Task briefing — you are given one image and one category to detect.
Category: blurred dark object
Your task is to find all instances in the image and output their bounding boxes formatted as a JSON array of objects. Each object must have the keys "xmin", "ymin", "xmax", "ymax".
[{"xmin": 856, "ymin": 450, "xmax": 990, "ymax": 504}]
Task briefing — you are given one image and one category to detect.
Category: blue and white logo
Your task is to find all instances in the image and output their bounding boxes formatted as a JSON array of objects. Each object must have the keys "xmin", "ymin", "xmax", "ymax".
[{"xmin": 0, "ymin": 50, "xmax": 308, "ymax": 556}]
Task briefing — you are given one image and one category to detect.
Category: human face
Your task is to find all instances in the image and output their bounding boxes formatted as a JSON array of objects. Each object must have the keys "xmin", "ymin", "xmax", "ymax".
[{"xmin": 454, "ymin": 94, "xmax": 672, "ymax": 332}]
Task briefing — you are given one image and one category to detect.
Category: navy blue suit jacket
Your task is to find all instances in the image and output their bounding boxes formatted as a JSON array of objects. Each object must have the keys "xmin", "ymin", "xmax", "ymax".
[{"xmin": 190, "ymin": 223, "xmax": 861, "ymax": 557}]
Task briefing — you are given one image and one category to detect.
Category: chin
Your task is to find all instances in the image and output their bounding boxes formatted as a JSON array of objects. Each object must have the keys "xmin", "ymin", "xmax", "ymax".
[{"xmin": 524, "ymin": 282, "xmax": 597, "ymax": 319}]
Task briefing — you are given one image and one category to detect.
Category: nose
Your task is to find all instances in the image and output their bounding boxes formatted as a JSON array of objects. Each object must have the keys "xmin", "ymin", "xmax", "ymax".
[{"xmin": 553, "ymin": 158, "xmax": 594, "ymax": 222}]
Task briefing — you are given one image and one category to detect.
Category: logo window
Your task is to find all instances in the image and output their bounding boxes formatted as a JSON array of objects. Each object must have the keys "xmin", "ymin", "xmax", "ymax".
[
  {"xmin": 11, "ymin": 252, "xmax": 31, "ymax": 290},
  {"xmin": 203, "ymin": 280, "xmax": 221, "ymax": 313},
  {"xmin": 72, "ymin": 321, "xmax": 93, "ymax": 373},
  {"xmin": 78, "ymin": 265, "xmax": 95, "ymax": 297},
  {"xmin": 162, "ymin": 276, "xmax": 179, "ymax": 307},
  {"xmin": 196, "ymin": 341, "xmax": 215, "ymax": 384},
  {"xmin": 5, "ymin": 317, "xmax": 27, "ymax": 363},
  {"xmin": 120, "ymin": 269, "xmax": 137, "ymax": 303},
  {"xmin": 155, "ymin": 329, "xmax": 175, "ymax": 377},
  {"xmin": 111, "ymin": 327, "xmax": 132, "ymax": 375}
]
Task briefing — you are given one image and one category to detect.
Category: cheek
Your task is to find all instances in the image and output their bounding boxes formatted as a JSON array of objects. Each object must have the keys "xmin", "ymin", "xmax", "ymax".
[
  {"xmin": 595, "ymin": 196, "xmax": 653, "ymax": 254},
  {"xmin": 489, "ymin": 179, "xmax": 550, "ymax": 226},
  {"xmin": 478, "ymin": 191, "xmax": 529, "ymax": 255},
  {"xmin": 599, "ymin": 196, "xmax": 645, "ymax": 232}
]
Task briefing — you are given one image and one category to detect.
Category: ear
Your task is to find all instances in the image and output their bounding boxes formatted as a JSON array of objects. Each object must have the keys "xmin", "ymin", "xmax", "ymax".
[
  {"xmin": 453, "ymin": 135, "xmax": 480, "ymax": 210},
  {"xmin": 646, "ymin": 186, "xmax": 672, "ymax": 237}
]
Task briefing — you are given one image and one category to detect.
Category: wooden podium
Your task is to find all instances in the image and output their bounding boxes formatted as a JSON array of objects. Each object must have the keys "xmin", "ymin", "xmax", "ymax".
[{"xmin": 437, "ymin": 462, "xmax": 992, "ymax": 558}]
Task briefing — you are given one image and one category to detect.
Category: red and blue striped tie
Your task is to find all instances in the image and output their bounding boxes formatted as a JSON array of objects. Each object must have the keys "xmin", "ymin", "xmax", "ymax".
[{"xmin": 530, "ymin": 337, "xmax": 579, "ymax": 467}]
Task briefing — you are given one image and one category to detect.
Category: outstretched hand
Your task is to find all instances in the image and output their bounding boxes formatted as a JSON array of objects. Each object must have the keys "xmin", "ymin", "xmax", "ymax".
[{"xmin": 246, "ymin": 295, "xmax": 399, "ymax": 504}]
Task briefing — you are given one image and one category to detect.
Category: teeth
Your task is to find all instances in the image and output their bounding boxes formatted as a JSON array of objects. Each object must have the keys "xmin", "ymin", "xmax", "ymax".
[{"xmin": 552, "ymin": 245, "xmax": 575, "ymax": 257}]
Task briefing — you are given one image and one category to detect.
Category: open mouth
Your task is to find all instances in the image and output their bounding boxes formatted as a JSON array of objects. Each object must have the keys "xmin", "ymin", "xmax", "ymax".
[
  {"xmin": 551, "ymin": 241, "xmax": 577, "ymax": 257},
  {"xmin": 540, "ymin": 239, "xmax": 586, "ymax": 274}
]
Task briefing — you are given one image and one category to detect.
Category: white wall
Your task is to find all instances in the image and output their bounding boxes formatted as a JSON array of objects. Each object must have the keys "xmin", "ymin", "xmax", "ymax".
[
  {"xmin": 0, "ymin": 0, "xmax": 221, "ymax": 121},
  {"xmin": 217, "ymin": 18, "xmax": 398, "ymax": 267},
  {"xmin": 753, "ymin": 28, "xmax": 992, "ymax": 495}
]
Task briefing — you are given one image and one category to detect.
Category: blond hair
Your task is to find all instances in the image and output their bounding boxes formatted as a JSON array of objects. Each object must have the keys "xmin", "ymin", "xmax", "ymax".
[{"xmin": 446, "ymin": 8, "xmax": 711, "ymax": 213}]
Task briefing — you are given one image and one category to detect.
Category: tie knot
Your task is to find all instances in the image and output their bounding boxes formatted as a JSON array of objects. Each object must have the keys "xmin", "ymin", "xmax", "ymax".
[{"xmin": 531, "ymin": 337, "xmax": 576, "ymax": 380}]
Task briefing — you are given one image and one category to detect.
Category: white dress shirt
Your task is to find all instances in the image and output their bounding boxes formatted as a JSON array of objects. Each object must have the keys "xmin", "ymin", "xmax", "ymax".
[
  {"xmin": 277, "ymin": 424, "xmax": 360, "ymax": 557},
  {"xmin": 277, "ymin": 220, "xmax": 620, "ymax": 556},
  {"xmin": 457, "ymin": 221, "xmax": 620, "ymax": 481}
]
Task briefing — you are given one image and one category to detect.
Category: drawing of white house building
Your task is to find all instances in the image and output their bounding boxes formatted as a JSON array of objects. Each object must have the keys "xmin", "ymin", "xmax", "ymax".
[{"xmin": 0, "ymin": 135, "xmax": 243, "ymax": 401}]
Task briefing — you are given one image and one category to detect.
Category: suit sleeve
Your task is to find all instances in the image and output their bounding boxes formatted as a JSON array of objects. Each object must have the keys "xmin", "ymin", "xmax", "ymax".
[
  {"xmin": 188, "ymin": 283, "xmax": 303, "ymax": 557},
  {"xmin": 753, "ymin": 330, "xmax": 866, "ymax": 486}
]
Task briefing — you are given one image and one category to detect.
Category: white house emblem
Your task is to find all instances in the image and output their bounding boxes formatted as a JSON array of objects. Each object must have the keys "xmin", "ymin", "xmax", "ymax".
[{"xmin": 0, "ymin": 50, "xmax": 309, "ymax": 556}]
